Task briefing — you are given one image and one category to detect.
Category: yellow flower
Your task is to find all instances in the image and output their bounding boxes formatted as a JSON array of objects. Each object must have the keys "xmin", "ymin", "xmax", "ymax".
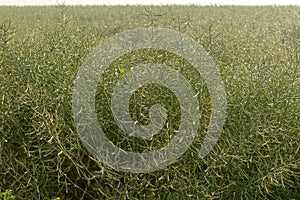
[{"xmin": 119, "ymin": 68, "xmax": 125, "ymax": 75}]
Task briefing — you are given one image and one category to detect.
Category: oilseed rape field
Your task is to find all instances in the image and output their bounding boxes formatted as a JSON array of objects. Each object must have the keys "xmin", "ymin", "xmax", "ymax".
[{"xmin": 0, "ymin": 5, "xmax": 299, "ymax": 199}]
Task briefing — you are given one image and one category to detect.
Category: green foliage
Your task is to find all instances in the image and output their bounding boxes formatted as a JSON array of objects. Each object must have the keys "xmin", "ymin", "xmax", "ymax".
[
  {"xmin": 0, "ymin": 190, "xmax": 15, "ymax": 200},
  {"xmin": 0, "ymin": 5, "xmax": 299, "ymax": 200}
]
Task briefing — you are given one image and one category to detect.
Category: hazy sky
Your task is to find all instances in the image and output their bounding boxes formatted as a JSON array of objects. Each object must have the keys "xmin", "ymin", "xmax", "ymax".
[{"xmin": 0, "ymin": 0, "xmax": 300, "ymax": 6}]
